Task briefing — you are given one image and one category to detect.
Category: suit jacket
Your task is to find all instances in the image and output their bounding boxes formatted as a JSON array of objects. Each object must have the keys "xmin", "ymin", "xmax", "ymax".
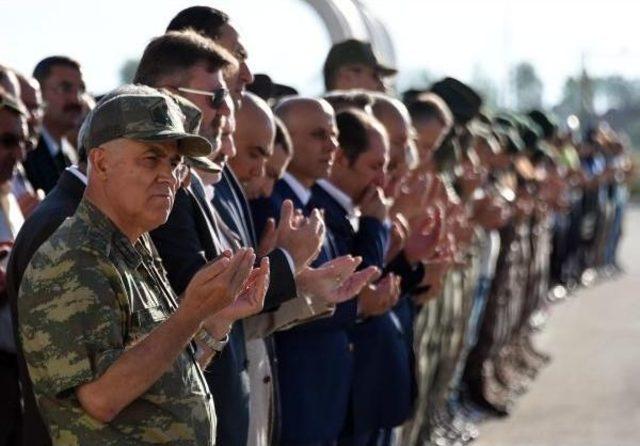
[
  {"xmin": 250, "ymin": 179, "xmax": 358, "ymax": 443},
  {"xmin": 214, "ymin": 167, "xmax": 296, "ymax": 309},
  {"xmin": 23, "ymin": 135, "xmax": 74, "ymax": 194},
  {"xmin": 312, "ymin": 183, "xmax": 414, "ymax": 435},
  {"xmin": 211, "ymin": 167, "xmax": 298, "ymax": 445},
  {"xmin": 150, "ymin": 173, "xmax": 253, "ymax": 446},
  {"xmin": 7, "ymin": 169, "xmax": 86, "ymax": 446}
]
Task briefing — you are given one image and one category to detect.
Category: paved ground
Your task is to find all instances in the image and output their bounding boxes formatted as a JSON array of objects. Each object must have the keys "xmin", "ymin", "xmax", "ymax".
[{"xmin": 474, "ymin": 207, "xmax": 640, "ymax": 446}]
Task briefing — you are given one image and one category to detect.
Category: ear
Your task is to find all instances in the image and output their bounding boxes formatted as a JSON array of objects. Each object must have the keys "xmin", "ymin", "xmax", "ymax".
[
  {"xmin": 88, "ymin": 147, "xmax": 109, "ymax": 180},
  {"xmin": 334, "ymin": 148, "xmax": 350, "ymax": 168}
]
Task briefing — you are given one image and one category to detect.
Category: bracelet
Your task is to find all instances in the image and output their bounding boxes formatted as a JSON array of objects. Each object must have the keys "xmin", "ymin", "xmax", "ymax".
[{"xmin": 195, "ymin": 329, "xmax": 229, "ymax": 352}]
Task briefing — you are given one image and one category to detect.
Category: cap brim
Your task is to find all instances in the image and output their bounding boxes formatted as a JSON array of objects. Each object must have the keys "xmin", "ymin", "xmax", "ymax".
[
  {"xmin": 185, "ymin": 155, "xmax": 222, "ymax": 174},
  {"xmin": 132, "ymin": 130, "xmax": 212, "ymax": 158},
  {"xmin": 375, "ymin": 64, "xmax": 398, "ymax": 77}
]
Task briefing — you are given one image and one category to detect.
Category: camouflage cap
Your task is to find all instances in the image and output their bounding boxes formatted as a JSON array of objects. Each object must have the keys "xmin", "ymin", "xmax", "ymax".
[
  {"xmin": 81, "ymin": 85, "xmax": 211, "ymax": 157},
  {"xmin": 323, "ymin": 39, "xmax": 397, "ymax": 85}
]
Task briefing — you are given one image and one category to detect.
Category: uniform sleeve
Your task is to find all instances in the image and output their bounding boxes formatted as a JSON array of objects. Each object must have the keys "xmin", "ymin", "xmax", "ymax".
[{"xmin": 18, "ymin": 247, "xmax": 128, "ymax": 398}]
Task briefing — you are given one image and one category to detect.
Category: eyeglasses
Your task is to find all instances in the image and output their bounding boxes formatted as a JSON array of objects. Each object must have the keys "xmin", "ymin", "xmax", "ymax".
[
  {"xmin": 177, "ymin": 87, "xmax": 228, "ymax": 109},
  {"xmin": 0, "ymin": 133, "xmax": 26, "ymax": 150}
]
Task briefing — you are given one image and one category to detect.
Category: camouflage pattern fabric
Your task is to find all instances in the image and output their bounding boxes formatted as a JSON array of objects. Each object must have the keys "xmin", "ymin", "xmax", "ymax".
[{"xmin": 18, "ymin": 198, "xmax": 216, "ymax": 445}]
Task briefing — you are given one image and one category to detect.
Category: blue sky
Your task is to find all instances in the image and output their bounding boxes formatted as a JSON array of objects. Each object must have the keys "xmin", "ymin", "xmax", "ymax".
[{"xmin": 2, "ymin": 0, "xmax": 639, "ymax": 107}]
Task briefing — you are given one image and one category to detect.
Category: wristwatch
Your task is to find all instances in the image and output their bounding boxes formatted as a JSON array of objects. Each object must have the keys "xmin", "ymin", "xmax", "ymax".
[{"xmin": 195, "ymin": 329, "xmax": 229, "ymax": 353}]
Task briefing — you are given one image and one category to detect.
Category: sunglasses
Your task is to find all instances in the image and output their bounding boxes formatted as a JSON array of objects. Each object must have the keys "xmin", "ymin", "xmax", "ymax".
[
  {"xmin": 0, "ymin": 133, "xmax": 26, "ymax": 150},
  {"xmin": 177, "ymin": 87, "xmax": 228, "ymax": 109}
]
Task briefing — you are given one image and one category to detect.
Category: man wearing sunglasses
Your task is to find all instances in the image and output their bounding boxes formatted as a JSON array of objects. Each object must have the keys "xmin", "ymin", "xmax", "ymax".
[
  {"xmin": 135, "ymin": 29, "xmax": 289, "ymax": 446},
  {"xmin": 0, "ymin": 89, "xmax": 28, "ymax": 446},
  {"xmin": 23, "ymin": 56, "xmax": 84, "ymax": 194}
]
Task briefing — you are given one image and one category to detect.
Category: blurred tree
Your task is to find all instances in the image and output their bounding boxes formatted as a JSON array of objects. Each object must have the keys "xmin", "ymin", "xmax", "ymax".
[
  {"xmin": 120, "ymin": 58, "xmax": 139, "ymax": 84},
  {"xmin": 512, "ymin": 61, "xmax": 543, "ymax": 111}
]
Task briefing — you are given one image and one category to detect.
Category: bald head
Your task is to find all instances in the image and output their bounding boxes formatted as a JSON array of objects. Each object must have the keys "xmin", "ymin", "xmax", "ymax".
[
  {"xmin": 372, "ymin": 94, "xmax": 416, "ymax": 191},
  {"xmin": 229, "ymin": 92, "xmax": 276, "ymax": 189},
  {"xmin": 237, "ymin": 91, "xmax": 274, "ymax": 130},
  {"xmin": 274, "ymin": 97, "xmax": 338, "ymax": 187},
  {"xmin": 275, "ymin": 97, "xmax": 333, "ymax": 130}
]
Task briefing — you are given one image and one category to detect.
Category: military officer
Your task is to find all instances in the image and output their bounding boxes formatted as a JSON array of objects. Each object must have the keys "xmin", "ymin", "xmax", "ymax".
[{"xmin": 17, "ymin": 85, "xmax": 269, "ymax": 445}]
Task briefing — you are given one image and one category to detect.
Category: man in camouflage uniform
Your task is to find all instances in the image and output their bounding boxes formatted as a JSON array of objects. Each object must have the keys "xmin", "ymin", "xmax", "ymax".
[{"xmin": 17, "ymin": 86, "xmax": 267, "ymax": 445}]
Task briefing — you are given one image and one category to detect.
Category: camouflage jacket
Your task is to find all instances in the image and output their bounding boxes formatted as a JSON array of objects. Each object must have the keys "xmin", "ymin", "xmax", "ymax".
[{"xmin": 18, "ymin": 198, "xmax": 216, "ymax": 445}]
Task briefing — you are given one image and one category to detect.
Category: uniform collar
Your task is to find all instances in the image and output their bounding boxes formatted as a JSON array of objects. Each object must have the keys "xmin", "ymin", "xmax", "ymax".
[{"xmin": 76, "ymin": 199, "xmax": 146, "ymax": 269}]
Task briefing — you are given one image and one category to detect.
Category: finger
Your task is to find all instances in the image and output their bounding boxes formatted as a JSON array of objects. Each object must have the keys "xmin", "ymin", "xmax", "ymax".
[
  {"xmin": 348, "ymin": 266, "xmax": 379, "ymax": 292},
  {"xmin": 331, "ymin": 266, "xmax": 376, "ymax": 303},
  {"xmin": 368, "ymin": 267, "xmax": 382, "ymax": 284},
  {"xmin": 280, "ymin": 199, "xmax": 294, "ymax": 230},
  {"xmin": 228, "ymin": 249, "xmax": 256, "ymax": 292},
  {"xmin": 258, "ymin": 218, "xmax": 277, "ymax": 256},
  {"xmin": 198, "ymin": 254, "xmax": 232, "ymax": 282}
]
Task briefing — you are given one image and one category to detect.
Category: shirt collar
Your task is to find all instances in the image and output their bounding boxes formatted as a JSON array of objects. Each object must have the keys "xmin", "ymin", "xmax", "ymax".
[
  {"xmin": 282, "ymin": 172, "xmax": 311, "ymax": 206},
  {"xmin": 316, "ymin": 179, "xmax": 356, "ymax": 215},
  {"xmin": 76, "ymin": 198, "xmax": 145, "ymax": 269},
  {"xmin": 65, "ymin": 165, "xmax": 88, "ymax": 185}
]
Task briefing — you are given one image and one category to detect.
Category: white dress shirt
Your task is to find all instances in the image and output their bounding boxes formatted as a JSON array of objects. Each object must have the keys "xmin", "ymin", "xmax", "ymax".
[{"xmin": 282, "ymin": 172, "xmax": 311, "ymax": 207}]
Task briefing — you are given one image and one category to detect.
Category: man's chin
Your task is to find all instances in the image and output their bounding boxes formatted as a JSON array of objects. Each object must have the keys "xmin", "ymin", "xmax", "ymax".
[{"xmin": 210, "ymin": 171, "xmax": 223, "ymax": 185}]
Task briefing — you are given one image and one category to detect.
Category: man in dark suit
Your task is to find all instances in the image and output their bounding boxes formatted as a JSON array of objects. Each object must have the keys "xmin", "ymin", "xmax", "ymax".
[
  {"xmin": 24, "ymin": 56, "xmax": 84, "ymax": 194},
  {"xmin": 246, "ymin": 97, "xmax": 379, "ymax": 446},
  {"xmin": 312, "ymin": 108, "xmax": 413, "ymax": 446},
  {"xmin": 134, "ymin": 31, "xmax": 330, "ymax": 446}
]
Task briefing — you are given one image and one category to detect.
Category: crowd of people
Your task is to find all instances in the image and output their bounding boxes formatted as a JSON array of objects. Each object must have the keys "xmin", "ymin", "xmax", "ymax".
[{"xmin": 0, "ymin": 5, "xmax": 633, "ymax": 446}]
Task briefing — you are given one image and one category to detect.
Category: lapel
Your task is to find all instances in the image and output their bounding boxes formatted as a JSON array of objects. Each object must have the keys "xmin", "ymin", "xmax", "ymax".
[
  {"xmin": 311, "ymin": 183, "xmax": 354, "ymax": 238},
  {"xmin": 186, "ymin": 186, "xmax": 225, "ymax": 257},
  {"xmin": 224, "ymin": 167, "xmax": 257, "ymax": 247},
  {"xmin": 212, "ymin": 168, "xmax": 254, "ymax": 248}
]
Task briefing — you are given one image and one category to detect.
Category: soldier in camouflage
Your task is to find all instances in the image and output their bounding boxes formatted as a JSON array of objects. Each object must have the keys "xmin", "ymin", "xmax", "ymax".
[{"xmin": 17, "ymin": 85, "xmax": 268, "ymax": 445}]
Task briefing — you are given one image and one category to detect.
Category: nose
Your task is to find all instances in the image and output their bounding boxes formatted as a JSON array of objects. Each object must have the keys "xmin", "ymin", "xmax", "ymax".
[
  {"xmin": 221, "ymin": 139, "xmax": 236, "ymax": 160},
  {"xmin": 240, "ymin": 62, "xmax": 254, "ymax": 86},
  {"xmin": 253, "ymin": 159, "xmax": 266, "ymax": 179},
  {"xmin": 156, "ymin": 160, "xmax": 182, "ymax": 186},
  {"xmin": 326, "ymin": 136, "xmax": 339, "ymax": 153},
  {"xmin": 217, "ymin": 96, "xmax": 232, "ymax": 117}
]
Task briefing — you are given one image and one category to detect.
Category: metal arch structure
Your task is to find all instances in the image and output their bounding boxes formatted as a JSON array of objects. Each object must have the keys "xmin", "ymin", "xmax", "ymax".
[{"xmin": 300, "ymin": 0, "xmax": 397, "ymax": 69}]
